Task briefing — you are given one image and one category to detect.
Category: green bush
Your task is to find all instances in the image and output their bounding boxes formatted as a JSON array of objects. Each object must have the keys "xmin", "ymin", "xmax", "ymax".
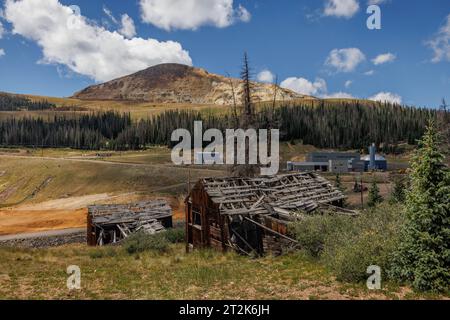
[
  {"xmin": 290, "ymin": 204, "xmax": 404, "ymax": 283},
  {"xmin": 164, "ymin": 227, "xmax": 185, "ymax": 244},
  {"xmin": 324, "ymin": 229, "xmax": 398, "ymax": 283},
  {"xmin": 290, "ymin": 214, "xmax": 352, "ymax": 257},
  {"xmin": 324, "ymin": 204, "xmax": 403, "ymax": 282},
  {"xmin": 123, "ymin": 232, "xmax": 169, "ymax": 254}
]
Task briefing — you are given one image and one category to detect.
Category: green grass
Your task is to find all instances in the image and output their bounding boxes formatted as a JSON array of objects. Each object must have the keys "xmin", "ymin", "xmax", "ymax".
[{"xmin": 0, "ymin": 244, "xmax": 446, "ymax": 300}]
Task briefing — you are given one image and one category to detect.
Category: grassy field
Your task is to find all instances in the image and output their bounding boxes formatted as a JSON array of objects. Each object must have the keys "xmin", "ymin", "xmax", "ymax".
[
  {"xmin": 0, "ymin": 147, "xmax": 225, "ymax": 234},
  {"xmin": 0, "ymin": 149, "xmax": 226, "ymax": 207},
  {"xmin": 3, "ymin": 93, "xmax": 230, "ymax": 120},
  {"xmin": 1, "ymin": 92, "xmax": 384, "ymax": 121},
  {"xmin": 0, "ymin": 142, "xmax": 409, "ymax": 210},
  {"xmin": 1, "ymin": 243, "xmax": 446, "ymax": 300}
]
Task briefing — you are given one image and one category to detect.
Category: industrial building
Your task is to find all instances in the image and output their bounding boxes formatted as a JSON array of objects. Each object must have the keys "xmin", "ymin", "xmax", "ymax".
[
  {"xmin": 286, "ymin": 161, "xmax": 329, "ymax": 172},
  {"xmin": 306, "ymin": 152, "xmax": 360, "ymax": 163},
  {"xmin": 287, "ymin": 144, "xmax": 387, "ymax": 173}
]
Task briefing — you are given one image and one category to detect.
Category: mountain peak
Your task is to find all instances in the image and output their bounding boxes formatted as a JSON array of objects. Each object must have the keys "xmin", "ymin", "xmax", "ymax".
[{"xmin": 73, "ymin": 63, "xmax": 312, "ymax": 105}]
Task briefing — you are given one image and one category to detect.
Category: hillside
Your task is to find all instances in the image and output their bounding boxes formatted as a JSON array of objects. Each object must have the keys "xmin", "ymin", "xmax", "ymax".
[{"xmin": 72, "ymin": 63, "xmax": 314, "ymax": 105}]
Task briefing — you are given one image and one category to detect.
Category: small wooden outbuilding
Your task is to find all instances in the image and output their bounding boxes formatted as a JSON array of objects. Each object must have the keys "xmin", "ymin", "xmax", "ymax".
[
  {"xmin": 87, "ymin": 200, "xmax": 173, "ymax": 246},
  {"xmin": 185, "ymin": 172, "xmax": 354, "ymax": 256}
]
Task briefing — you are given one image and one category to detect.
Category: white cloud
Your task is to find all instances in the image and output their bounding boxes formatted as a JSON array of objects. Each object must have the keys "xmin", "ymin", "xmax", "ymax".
[
  {"xmin": 236, "ymin": 4, "xmax": 251, "ymax": 23},
  {"xmin": 372, "ymin": 52, "xmax": 396, "ymax": 65},
  {"xmin": 103, "ymin": 6, "xmax": 118, "ymax": 24},
  {"xmin": 369, "ymin": 92, "xmax": 402, "ymax": 104},
  {"xmin": 281, "ymin": 77, "xmax": 327, "ymax": 96},
  {"xmin": 324, "ymin": 0, "xmax": 359, "ymax": 19},
  {"xmin": 102, "ymin": 7, "xmax": 136, "ymax": 39},
  {"xmin": 257, "ymin": 69, "xmax": 275, "ymax": 83},
  {"xmin": 426, "ymin": 14, "xmax": 450, "ymax": 63},
  {"xmin": 119, "ymin": 14, "xmax": 136, "ymax": 39},
  {"xmin": 4, "ymin": 0, "xmax": 192, "ymax": 82},
  {"xmin": 0, "ymin": 21, "xmax": 5, "ymax": 39},
  {"xmin": 281, "ymin": 75, "xmax": 358, "ymax": 99},
  {"xmin": 325, "ymin": 48, "xmax": 366, "ymax": 73},
  {"xmin": 323, "ymin": 91, "xmax": 355, "ymax": 99},
  {"xmin": 0, "ymin": 48, "xmax": 5, "ymax": 57},
  {"xmin": 364, "ymin": 70, "xmax": 375, "ymax": 76},
  {"xmin": 345, "ymin": 80, "xmax": 352, "ymax": 88},
  {"xmin": 367, "ymin": 0, "xmax": 389, "ymax": 5},
  {"xmin": 140, "ymin": 0, "xmax": 251, "ymax": 31}
]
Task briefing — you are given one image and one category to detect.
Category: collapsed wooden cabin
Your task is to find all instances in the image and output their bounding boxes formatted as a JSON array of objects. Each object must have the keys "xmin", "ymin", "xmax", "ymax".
[
  {"xmin": 87, "ymin": 200, "xmax": 173, "ymax": 246},
  {"xmin": 185, "ymin": 172, "xmax": 356, "ymax": 256}
]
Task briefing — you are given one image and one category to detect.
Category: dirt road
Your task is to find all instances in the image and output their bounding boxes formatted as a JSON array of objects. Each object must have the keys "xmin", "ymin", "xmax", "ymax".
[
  {"xmin": 0, "ymin": 227, "xmax": 85, "ymax": 241},
  {"xmin": 0, "ymin": 153, "xmax": 224, "ymax": 174}
]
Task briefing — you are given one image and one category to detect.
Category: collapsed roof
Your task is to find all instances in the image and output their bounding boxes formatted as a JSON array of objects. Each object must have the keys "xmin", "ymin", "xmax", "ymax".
[
  {"xmin": 87, "ymin": 200, "xmax": 173, "ymax": 246},
  {"xmin": 198, "ymin": 172, "xmax": 350, "ymax": 218},
  {"xmin": 186, "ymin": 172, "xmax": 356, "ymax": 256}
]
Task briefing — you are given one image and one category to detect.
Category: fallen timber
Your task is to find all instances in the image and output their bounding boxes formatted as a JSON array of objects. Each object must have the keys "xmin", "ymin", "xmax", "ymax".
[
  {"xmin": 186, "ymin": 172, "xmax": 357, "ymax": 256},
  {"xmin": 87, "ymin": 200, "xmax": 173, "ymax": 246}
]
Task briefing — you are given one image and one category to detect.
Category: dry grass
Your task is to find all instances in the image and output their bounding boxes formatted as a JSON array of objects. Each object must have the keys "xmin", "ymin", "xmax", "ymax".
[
  {"xmin": 8, "ymin": 93, "xmax": 231, "ymax": 120},
  {"xmin": 0, "ymin": 244, "xmax": 445, "ymax": 300},
  {"xmin": 6, "ymin": 93, "xmax": 381, "ymax": 121},
  {"xmin": 0, "ymin": 150, "xmax": 226, "ymax": 207}
]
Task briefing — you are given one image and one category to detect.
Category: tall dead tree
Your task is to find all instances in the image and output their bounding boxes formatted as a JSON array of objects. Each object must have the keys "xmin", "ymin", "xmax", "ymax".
[
  {"xmin": 230, "ymin": 52, "xmax": 259, "ymax": 178},
  {"xmin": 240, "ymin": 52, "xmax": 255, "ymax": 128}
]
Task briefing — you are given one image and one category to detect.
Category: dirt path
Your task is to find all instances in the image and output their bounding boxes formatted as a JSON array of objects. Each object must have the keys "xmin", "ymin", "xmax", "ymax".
[
  {"xmin": 0, "ymin": 227, "xmax": 85, "ymax": 241},
  {"xmin": 14, "ymin": 193, "xmax": 136, "ymax": 211},
  {"xmin": 0, "ymin": 154, "xmax": 224, "ymax": 174}
]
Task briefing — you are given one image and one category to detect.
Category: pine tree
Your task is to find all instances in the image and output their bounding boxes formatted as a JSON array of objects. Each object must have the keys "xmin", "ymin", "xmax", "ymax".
[
  {"xmin": 335, "ymin": 174, "xmax": 348, "ymax": 207},
  {"xmin": 367, "ymin": 178, "xmax": 383, "ymax": 207},
  {"xmin": 389, "ymin": 177, "xmax": 406, "ymax": 204},
  {"xmin": 390, "ymin": 120, "xmax": 450, "ymax": 292},
  {"xmin": 335, "ymin": 174, "xmax": 343, "ymax": 190}
]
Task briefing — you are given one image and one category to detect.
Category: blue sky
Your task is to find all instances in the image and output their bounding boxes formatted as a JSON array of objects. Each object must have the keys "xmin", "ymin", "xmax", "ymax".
[{"xmin": 0, "ymin": 0, "xmax": 449, "ymax": 108}]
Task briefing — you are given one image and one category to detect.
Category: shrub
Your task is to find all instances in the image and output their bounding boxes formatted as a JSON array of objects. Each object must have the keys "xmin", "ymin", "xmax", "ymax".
[
  {"xmin": 164, "ymin": 227, "xmax": 185, "ymax": 244},
  {"xmin": 323, "ymin": 204, "xmax": 403, "ymax": 282},
  {"xmin": 290, "ymin": 214, "xmax": 352, "ymax": 257},
  {"xmin": 123, "ymin": 232, "xmax": 169, "ymax": 254},
  {"xmin": 324, "ymin": 228, "xmax": 398, "ymax": 283},
  {"xmin": 290, "ymin": 204, "xmax": 404, "ymax": 283}
]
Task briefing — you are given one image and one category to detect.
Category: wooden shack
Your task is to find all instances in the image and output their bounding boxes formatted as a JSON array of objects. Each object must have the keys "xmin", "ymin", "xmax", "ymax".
[
  {"xmin": 87, "ymin": 200, "xmax": 173, "ymax": 246},
  {"xmin": 185, "ymin": 172, "xmax": 354, "ymax": 256}
]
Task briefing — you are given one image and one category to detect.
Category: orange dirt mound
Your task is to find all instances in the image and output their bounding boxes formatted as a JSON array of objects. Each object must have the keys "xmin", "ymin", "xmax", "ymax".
[{"xmin": 0, "ymin": 209, "xmax": 87, "ymax": 236}]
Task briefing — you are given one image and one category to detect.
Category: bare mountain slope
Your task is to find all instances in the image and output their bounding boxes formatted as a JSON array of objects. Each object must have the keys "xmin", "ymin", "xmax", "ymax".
[{"xmin": 73, "ymin": 63, "xmax": 314, "ymax": 105}]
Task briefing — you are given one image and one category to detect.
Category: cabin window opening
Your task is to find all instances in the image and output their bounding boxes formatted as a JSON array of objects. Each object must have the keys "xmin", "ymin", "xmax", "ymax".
[{"xmin": 192, "ymin": 210, "xmax": 202, "ymax": 226}]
